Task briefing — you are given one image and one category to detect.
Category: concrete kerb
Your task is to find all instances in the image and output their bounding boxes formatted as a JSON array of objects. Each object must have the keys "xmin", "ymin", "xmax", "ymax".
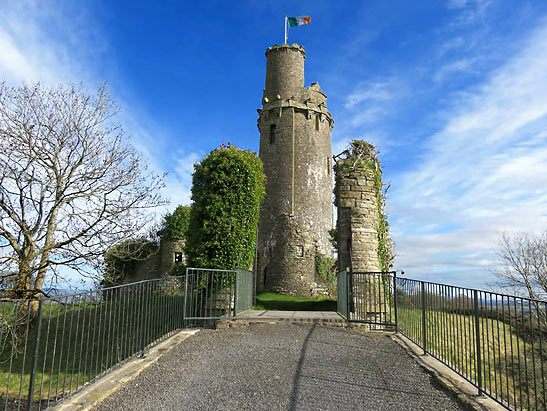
[
  {"xmin": 391, "ymin": 333, "xmax": 505, "ymax": 411},
  {"xmin": 223, "ymin": 310, "xmax": 347, "ymax": 328},
  {"xmin": 50, "ymin": 329, "xmax": 200, "ymax": 411},
  {"xmin": 218, "ymin": 318, "xmax": 347, "ymax": 329}
]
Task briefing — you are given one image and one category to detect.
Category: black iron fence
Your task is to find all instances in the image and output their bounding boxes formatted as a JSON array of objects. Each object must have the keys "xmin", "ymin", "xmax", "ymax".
[
  {"xmin": 183, "ymin": 268, "xmax": 254, "ymax": 326},
  {"xmin": 344, "ymin": 271, "xmax": 395, "ymax": 326},
  {"xmin": 0, "ymin": 268, "xmax": 253, "ymax": 410},
  {"xmin": 0, "ymin": 277, "xmax": 188, "ymax": 410},
  {"xmin": 235, "ymin": 268, "xmax": 254, "ymax": 315},
  {"xmin": 337, "ymin": 270, "xmax": 547, "ymax": 410},
  {"xmin": 396, "ymin": 278, "xmax": 546, "ymax": 410}
]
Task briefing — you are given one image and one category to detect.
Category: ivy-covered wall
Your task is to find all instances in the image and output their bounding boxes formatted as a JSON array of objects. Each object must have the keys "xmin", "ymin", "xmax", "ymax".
[
  {"xmin": 103, "ymin": 206, "xmax": 190, "ymax": 285},
  {"xmin": 334, "ymin": 140, "xmax": 393, "ymax": 273},
  {"xmin": 185, "ymin": 145, "xmax": 265, "ymax": 270}
]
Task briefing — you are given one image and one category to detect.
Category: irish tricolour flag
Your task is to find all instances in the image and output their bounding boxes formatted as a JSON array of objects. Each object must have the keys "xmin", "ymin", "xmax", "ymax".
[
  {"xmin": 284, "ymin": 16, "xmax": 311, "ymax": 43},
  {"xmin": 288, "ymin": 16, "xmax": 311, "ymax": 27}
]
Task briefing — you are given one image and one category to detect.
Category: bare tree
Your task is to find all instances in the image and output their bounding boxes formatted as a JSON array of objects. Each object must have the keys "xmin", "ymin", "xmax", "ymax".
[
  {"xmin": 0, "ymin": 83, "xmax": 166, "ymax": 300},
  {"xmin": 493, "ymin": 230, "xmax": 547, "ymax": 303}
]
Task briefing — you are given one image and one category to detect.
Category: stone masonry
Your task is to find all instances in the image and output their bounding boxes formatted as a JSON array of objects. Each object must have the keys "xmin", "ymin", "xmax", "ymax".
[
  {"xmin": 335, "ymin": 157, "xmax": 386, "ymax": 323},
  {"xmin": 335, "ymin": 159, "xmax": 381, "ymax": 273},
  {"xmin": 256, "ymin": 44, "xmax": 334, "ymax": 296},
  {"xmin": 122, "ymin": 238, "xmax": 185, "ymax": 284}
]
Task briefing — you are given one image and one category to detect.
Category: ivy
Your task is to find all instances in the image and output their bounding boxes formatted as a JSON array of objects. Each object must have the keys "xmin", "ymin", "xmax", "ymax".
[
  {"xmin": 185, "ymin": 144, "xmax": 265, "ymax": 270},
  {"xmin": 158, "ymin": 205, "xmax": 191, "ymax": 241},
  {"xmin": 315, "ymin": 253, "xmax": 337, "ymax": 295}
]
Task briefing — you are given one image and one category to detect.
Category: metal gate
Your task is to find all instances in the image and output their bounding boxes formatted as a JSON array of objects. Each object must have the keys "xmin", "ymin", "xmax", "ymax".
[
  {"xmin": 183, "ymin": 267, "xmax": 254, "ymax": 325},
  {"xmin": 337, "ymin": 270, "xmax": 397, "ymax": 327}
]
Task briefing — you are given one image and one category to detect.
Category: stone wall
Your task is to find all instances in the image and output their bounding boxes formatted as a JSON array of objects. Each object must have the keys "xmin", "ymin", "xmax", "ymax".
[
  {"xmin": 335, "ymin": 161, "xmax": 381, "ymax": 273},
  {"xmin": 256, "ymin": 44, "xmax": 334, "ymax": 297},
  {"xmin": 122, "ymin": 238, "xmax": 186, "ymax": 283}
]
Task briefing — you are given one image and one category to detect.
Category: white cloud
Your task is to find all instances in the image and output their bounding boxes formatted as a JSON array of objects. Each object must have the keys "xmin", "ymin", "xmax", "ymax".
[
  {"xmin": 434, "ymin": 57, "xmax": 478, "ymax": 82},
  {"xmin": 342, "ymin": 79, "xmax": 404, "ymax": 128},
  {"xmin": 446, "ymin": 0, "xmax": 469, "ymax": 9},
  {"xmin": 165, "ymin": 151, "xmax": 203, "ymax": 208},
  {"xmin": 438, "ymin": 37, "xmax": 465, "ymax": 56},
  {"xmin": 446, "ymin": 0, "xmax": 493, "ymax": 25},
  {"xmin": 344, "ymin": 80, "xmax": 395, "ymax": 109},
  {"xmin": 390, "ymin": 21, "xmax": 547, "ymax": 287},
  {"xmin": 0, "ymin": 2, "xmax": 105, "ymax": 86},
  {"xmin": 0, "ymin": 1, "xmax": 190, "ymax": 213}
]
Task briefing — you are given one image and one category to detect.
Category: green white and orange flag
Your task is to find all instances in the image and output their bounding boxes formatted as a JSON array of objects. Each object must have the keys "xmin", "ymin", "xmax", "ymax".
[
  {"xmin": 284, "ymin": 16, "xmax": 311, "ymax": 44},
  {"xmin": 288, "ymin": 16, "xmax": 311, "ymax": 27}
]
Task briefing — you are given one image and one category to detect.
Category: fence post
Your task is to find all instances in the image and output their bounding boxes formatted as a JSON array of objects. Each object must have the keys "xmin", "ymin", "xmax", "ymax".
[
  {"xmin": 421, "ymin": 281, "xmax": 427, "ymax": 355},
  {"xmin": 233, "ymin": 270, "xmax": 238, "ymax": 320},
  {"xmin": 473, "ymin": 289, "xmax": 483, "ymax": 396},
  {"xmin": 346, "ymin": 269, "xmax": 351, "ymax": 324},
  {"xmin": 139, "ymin": 282, "xmax": 146, "ymax": 358},
  {"xmin": 27, "ymin": 300, "xmax": 43, "ymax": 411},
  {"xmin": 183, "ymin": 268, "xmax": 189, "ymax": 328},
  {"xmin": 393, "ymin": 271, "xmax": 398, "ymax": 332}
]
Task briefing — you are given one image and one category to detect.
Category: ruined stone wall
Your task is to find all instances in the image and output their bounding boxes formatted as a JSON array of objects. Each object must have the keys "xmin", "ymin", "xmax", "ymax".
[
  {"xmin": 159, "ymin": 238, "xmax": 185, "ymax": 274},
  {"xmin": 123, "ymin": 238, "xmax": 185, "ymax": 283},
  {"xmin": 335, "ymin": 161, "xmax": 380, "ymax": 273},
  {"xmin": 256, "ymin": 44, "xmax": 334, "ymax": 296}
]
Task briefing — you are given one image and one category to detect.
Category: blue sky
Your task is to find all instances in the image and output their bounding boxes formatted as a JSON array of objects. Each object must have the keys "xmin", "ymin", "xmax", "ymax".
[{"xmin": 1, "ymin": 0, "xmax": 546, "ymax": 288}]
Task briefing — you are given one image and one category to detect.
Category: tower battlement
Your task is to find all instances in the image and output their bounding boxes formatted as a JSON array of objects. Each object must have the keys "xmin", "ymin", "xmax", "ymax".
[{"xmin": 265, "ymin": 43, "xmax": 306, "ymax": 56}]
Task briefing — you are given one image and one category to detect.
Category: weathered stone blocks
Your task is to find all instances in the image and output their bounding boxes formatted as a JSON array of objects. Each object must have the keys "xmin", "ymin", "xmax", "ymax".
[{"xmin": 335, "ymin": 160, "xmax": 381, "ymax": 273}]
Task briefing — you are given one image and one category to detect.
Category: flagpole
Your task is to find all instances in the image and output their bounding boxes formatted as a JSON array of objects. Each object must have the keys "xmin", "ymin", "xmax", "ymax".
[{"xmin": 284, "ymin": 16, "xmax": 287, "ymax": 44}]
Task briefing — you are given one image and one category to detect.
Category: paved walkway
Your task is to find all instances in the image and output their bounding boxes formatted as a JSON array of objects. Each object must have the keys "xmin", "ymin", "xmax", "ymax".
[
  {"xmin": 236, "ymin": 310, "xmax": 344, "ymax": 323},
  {"xmin": 94, "ymin": 323, "xmax": 463, "ymax": 411}
]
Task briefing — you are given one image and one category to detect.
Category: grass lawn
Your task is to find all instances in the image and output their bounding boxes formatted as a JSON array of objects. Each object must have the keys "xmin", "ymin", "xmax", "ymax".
[{"xmin": 253, "ymin": 292, "xmax": 337, "ymax": 311}]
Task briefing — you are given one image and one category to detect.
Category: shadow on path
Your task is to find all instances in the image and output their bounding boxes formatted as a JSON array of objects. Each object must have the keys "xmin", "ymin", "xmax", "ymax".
[{"xmin": 289, "ymin": 323, "xmax": 316, "ymax": 411}]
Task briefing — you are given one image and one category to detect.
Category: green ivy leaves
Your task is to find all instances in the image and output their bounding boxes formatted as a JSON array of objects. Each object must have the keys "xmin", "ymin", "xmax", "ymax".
[{"xmin": 185, "ymin": 145, "xmax": 265, "ymax": 270}]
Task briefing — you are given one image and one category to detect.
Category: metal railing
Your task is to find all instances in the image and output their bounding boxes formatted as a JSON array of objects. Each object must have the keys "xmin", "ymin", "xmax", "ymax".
[
  {"xmin": 336, "ymin": 268, "xmax": 349, "ymax": 320},
  {"xmin": 183, "ymin": 268, "xmax": 236, "ymax": 325},
  {"xmin": 235, "ymin": 268, "xmax": 254, "ymax": 315},
  {"xmin": 337, "ymin": 270, "xmax": 546, "ymax": 410},
  {"xmin": 0, "ymin": 268, "xmax": 254, "ymax": 410},
  {"xmin": 0, "ymin": 277, "xmax": 184, "ymax": 410},
  {"xmin": 0, "ymin": 276, "xmax": 187, "ymax": 410},
  {"xmin": 396, "ymin": 278, "xmax": 546, "ymax": 410},
  {"xmin": 349, "ymin": 271, "xmax": 395, "ymax": 326}
]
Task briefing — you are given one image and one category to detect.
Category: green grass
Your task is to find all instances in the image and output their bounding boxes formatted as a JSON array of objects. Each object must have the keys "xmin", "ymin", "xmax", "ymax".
[{"xmin": 252, "ymin": 292, "xmax": 337, "ymax": 311}]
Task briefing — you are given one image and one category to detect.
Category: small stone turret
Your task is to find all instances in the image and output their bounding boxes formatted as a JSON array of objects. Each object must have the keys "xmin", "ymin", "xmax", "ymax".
[
  {"xmin": 335, "ymin": 162, "xmax": 381, "ymax": 272},
  {"xmin": 334, "ymin": 141, "xmax": 392, "ymax": 273},
  {"xmin": 263, "ymin": 44, "xmax": 305, "ymax": 102},
  {"xmin": 256, "ymin": 44, "xmax": 334, "ymax": 297}
]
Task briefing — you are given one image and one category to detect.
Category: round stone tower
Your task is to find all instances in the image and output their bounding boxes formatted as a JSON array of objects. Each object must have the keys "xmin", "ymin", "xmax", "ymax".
[{"xmin": 256, "ymin": 44, "xmax": 334, "ymax": 297}]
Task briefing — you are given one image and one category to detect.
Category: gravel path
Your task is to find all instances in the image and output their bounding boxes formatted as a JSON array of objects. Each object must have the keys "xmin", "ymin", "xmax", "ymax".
[{"xmin": 95, "ymin": 323, "xmax": 463, "ymax": 411}]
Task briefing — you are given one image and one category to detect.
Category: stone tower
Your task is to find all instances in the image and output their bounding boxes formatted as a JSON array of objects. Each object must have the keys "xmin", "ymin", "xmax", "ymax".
[
  {"xmin": 256, "ymin": 44, "xmax": 334, "ymax": 296},
  {"xmin": 335, "ymin": 161, "xmax": 381, "ymax": 273}
]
